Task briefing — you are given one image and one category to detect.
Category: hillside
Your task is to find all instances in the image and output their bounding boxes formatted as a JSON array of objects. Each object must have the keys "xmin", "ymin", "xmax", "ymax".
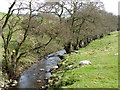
[
  {"xmin": 50, "ymin": 31, "xmax": 118, "ymax": 88},
  {"xmin": 0, "ymin": 9, "xmax": 118, "ymax": 88},
  {"xmin": 0, "ymin": 12, "xmax": 5, "ymax": 19},
  {"xmin": 0, "ymin": 37, "xmax": 2, "ymax": 61}
]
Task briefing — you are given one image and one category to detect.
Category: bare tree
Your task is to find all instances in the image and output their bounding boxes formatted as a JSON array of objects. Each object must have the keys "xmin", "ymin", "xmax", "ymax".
[{"xmin": 1, "ymin": 0, "xmax": 52, "ymax": 80}]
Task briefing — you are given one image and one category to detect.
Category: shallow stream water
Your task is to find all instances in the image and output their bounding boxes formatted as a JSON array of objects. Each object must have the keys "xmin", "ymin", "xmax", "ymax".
[{"xmin": 17, "ymin": 50, "xmax": 66, "ymax": 88}]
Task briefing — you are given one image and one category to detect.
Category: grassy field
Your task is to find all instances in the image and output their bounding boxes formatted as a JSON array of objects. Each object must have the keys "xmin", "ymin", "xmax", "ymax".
[
  {"xmin": 0, "ymin": 12, "xmax": 5, "ymax": 19},
  {"xmin": 0, "ymin": 36, "xmax": 3, "ymax": 83},
  {"xmin": 0, "ymin": 12, "xmax": 5, "ymax": 61},
  {"xmin": 0, "ymin": 37, "xmax": 3, "ymax": 61},
  {"xmin": 52, "ymin": 31, "xmax": 118, "ymax": 88}
]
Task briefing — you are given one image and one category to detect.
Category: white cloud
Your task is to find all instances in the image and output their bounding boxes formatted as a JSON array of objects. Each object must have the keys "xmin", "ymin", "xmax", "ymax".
[
  {"xmin": 0, "ymin": 0, "xmax": 9, "ymax": 13},
  {"xmin": 101, "ymin": 0, "xmax": 119, "ymax": 15},
  {"xmin": 0, "ymin": 0, "xmax": 45, "ymax": 13}
]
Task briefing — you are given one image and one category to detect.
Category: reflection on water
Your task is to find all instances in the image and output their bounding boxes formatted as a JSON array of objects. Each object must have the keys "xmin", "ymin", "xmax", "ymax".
[
  {"xmin": 45, "ymin": 56, "xmax": 61, "ymax": 72},
  {"xmin": 17, "ymin": 50, "xmax": 66, "ymax": 88}
]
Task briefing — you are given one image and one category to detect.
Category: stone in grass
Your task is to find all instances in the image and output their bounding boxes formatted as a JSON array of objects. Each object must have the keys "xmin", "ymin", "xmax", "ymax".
[
  {"xmin": 79, "ymin": 60, "xmax": 91, "ymax": 66},
  {"xmin": 48, "ymin": 79, "xmax": 53, "ymax": 83},
  {"xmin": 41, "ymin": 86, "xmax": 45, "ymax": 88},
  {"xmin": 0, "ymin": 84, "xmax": 4, "ymax": 88},
  {"xmin": 13, "ymin": 80, "xmax": 18, "ymax": 84},
  {"xmin": 52, "ymin": 65, "xmax": 58, "ymax": 69},
  {"xmin": 114, "ymin": 53, "xmax": 118, "ymax": 56},
  {"xmin": 11, "ymin": 83, "xmax": 16, "ymax": 87},
  {"xmin": 74, "ymin": 51, "xmax": 80, "ymax": 53},
  {"xmin": 39, "ymin": 68, "xmax": 45, "ymax": 71},
  {"xmin": 49, "ymin": 66, "xmax": 59, "ymax": 72},
  {"xmin": 37, "ymin": 80, "xmax": 41, "ymax": 83},
  {"xmin": 5, "ymin": 80, "xmax": 10, "ymax": 83},
  {"xmin": 67, "ymin": 65, "xmax": 73, "ymax": 69}
]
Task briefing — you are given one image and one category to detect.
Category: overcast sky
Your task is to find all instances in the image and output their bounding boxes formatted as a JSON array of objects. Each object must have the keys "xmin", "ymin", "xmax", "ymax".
[
  {"xmin": 100, "ymin": 0, "xmax": 119, "ymax": 15},
  {"xmin": 0, "ymin": 0, "xmax": 119, "ymax": 15}
]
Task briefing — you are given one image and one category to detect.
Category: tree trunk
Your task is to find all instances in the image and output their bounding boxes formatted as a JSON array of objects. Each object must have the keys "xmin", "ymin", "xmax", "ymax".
[
  {"xmin": 78, "ymin": 40, "xmax": 82, "ymax": 48},
  {"xmin": 64, "ymin": 41, "xmax": 72, "ymax": 54},
  {"xmin": 72, "ymin": 40, "xmax": 79, "ymax": 50}
]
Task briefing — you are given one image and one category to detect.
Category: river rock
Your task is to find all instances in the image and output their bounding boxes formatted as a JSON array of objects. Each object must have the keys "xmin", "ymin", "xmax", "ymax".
[
  {"xmin": 40, "ymin": 68, "xmax": 45, "ymax": 71},
  {"xmin": 45, "ymin": 56, "xmax": 61, "ymax": 71},
  {"xmin": 52, "ymin": 65, "xmax": 58, "ymax": 69},
  {"xmin": 13, "ymin": 80, "xmax": 18, "ymax": 84},
  {"xmin": 41, "ymin": 86, "xmax": 45, "ymax": 88},
  {"xmin": 45, "ymin": 73, "xmax": 52, "ymax": 79},
  {"xmin": 0, "ymin": 84, "xmax": 4, "ymax": 88},
  {"xmin": 55, "ymin": 49, "xmax": 67, "ymax": 56},
  {"xmin": 11, "ymin": 83, "xmax": 16, "ymax": 87},
  {"xmin": 5, "ymin": 80, "xmax": 10, "ymax": 83},
  {"xmin": 47, "ymin": 49, "xmax": 66, "ymax": 57},
  {"xmin": 48, "ymin": 80, "xmax": 53, "ymax": 83},
  {"xmin": 37, "ymin": 80, "xmax": 41, "ymax": 83},
  {"xmin": 58, "ymin": 76, "xmax": 62, "ymax": 79}
]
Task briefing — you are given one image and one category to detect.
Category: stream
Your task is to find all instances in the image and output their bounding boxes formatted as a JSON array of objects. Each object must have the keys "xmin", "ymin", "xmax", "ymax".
[{"xmin": 17, "ymin": 49, "xmax": 66, "ymax": 88}]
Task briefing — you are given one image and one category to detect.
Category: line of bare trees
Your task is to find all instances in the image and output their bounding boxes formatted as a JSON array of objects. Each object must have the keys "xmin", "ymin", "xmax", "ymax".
[
  {"xmin": 0, "ymin": 0, "xmax": 117, "ymax": 81},
  {"xmin": 39, "ymin": 0, "xmax": 117, "ymax": 53}
]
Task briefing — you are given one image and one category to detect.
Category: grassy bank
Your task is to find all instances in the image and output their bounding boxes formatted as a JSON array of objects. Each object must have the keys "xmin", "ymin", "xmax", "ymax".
[
  {"xmin": 0, "ymin": 36, "xmax": 4, "ymax": 83},
  {"xmin": 51, "ymin": 31, "xmax": 118, "ymax": 88},
  {"xmin": 0, "ymin": 12, "xmax": 5, "ymax": 19},
  {"xmin": 0, "ymin": 37, "xmax": 3, "ymax": 61}
]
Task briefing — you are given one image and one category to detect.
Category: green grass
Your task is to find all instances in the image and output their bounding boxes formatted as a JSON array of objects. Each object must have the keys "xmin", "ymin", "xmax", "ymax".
[
  {"xmin": 0, "ymin": 12, "xmax": 3, "ymax": 83},
  {"xmin": 52, "ymin": 31, "xmax": 118, "ymax": 88},
  {"xmin": 0, "ymin": 12, "xmax": 6, "ymax": 19},
  {"xmin": 0, "ymin": 36, "xmax": 3, "ymax": 61},
  {"xmin": 0, "ymin": 11, "xmax": 118, "ymax": 87},
  {"xmin": 0, "ymin": 14, "xmax": 63, "ymax": 82},
  {"xmin": 0, "ymin": 33, "xmax": 4, "ymax": 84}
]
